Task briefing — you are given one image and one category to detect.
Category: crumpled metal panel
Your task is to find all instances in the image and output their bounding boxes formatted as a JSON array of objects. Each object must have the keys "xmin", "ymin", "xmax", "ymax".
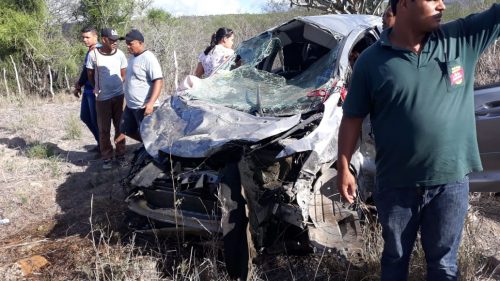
[
  {"xmin": 308, "ymin": 167, "xmax": 361, "ymax": 250},
  {"xmin": 277, "ymin": 89, "xmax": 342, "ymax": 168},
  {"xmin": 127, "ymin": 199, "xmax": 221, "ymax": 234},
  {"xmin": 295, "ymin": 177, "xmax": 314, "ymax": 221},
  {"xmin": 141, "ymin": 95, "xmax": 301, "ymax": 158}
]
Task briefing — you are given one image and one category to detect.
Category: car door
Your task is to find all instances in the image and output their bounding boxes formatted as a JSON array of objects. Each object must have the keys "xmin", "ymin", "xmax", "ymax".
[{"xmin": 470, "ymin": 83, "xmax": 500, "ymax": 192}]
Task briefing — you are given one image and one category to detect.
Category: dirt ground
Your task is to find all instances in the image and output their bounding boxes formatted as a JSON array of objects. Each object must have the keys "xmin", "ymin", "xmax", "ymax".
[
  {"xmin": 0, "ymin": 98, "xmax": 140, "ymax": 280},
  {"xmin": 0, "ymin": 98, "xmax": 499, "ymax": 280}
]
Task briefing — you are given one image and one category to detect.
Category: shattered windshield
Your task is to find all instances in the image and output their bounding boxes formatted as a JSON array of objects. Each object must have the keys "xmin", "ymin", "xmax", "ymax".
[{"xmin": 184, "ymin": 31, "xmax": 342, "ymax": 116}]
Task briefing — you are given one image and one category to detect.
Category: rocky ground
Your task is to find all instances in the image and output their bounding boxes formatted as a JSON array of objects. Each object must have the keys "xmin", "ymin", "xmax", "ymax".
[{"xmin": 0, "ymin": 97, "xmax": 498, "ymax": 280}]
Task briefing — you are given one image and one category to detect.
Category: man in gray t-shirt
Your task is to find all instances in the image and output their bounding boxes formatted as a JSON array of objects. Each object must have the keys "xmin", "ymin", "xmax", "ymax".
[
  {"xmin": 119, "ymin": 29, "xmax": 163, "ymax": 142},
  {"xmin": 86, "ymin": 28, "xmax": 128, "ymax": 169}
]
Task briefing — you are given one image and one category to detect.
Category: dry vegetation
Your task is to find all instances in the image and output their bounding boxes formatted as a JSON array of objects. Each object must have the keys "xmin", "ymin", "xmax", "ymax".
[
  {"xmin": 0, "ymin": 4, "xmax": 499, "ymax": 281},
  {"xmin": 0, "ymin": 99, "xmax": 499, "ymax": 280},
  {"xmin": 476, "ymin": 42, "xmax": 500, "ymax": 87}
]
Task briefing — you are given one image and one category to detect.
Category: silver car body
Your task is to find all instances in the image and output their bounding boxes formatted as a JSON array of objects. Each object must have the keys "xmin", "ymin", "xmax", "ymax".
[
  {"xmin": 136, "ymin": 14, "xmax": 383, "ymax": 251},
  {"xmin": 128, "ymin": 14, "xmax": 499, "ymax": 257},
  {"xmin": 472, "ymin": 83, "xmax": 500, "ymax": 192}
]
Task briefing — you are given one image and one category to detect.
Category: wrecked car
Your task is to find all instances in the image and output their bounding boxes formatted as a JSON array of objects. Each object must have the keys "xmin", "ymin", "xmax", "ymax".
[
  {"xmin": 123, "ymin": 13, "xmax": 500, "ymax": 279},
  {"xmin": 123, "ymin": 14, "xmax": 381, "ymax": 278}
]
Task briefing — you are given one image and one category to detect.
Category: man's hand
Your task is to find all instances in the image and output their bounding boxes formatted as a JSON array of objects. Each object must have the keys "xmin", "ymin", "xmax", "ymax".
[
  {"xmin": 73, "ymin": 88, "xmax": 81, "ymax": 98},
  {"xmin": 115, "ymin": 133, "xmax": 126, "ymax": 144},
  {"xmin": 73, "ymin": 83, "xmax": 81, "ymax": 98},
  {"xmin": 337, "ymin": 168, "xmax": 357, "ymax": 204},
  {"xmin": 144, "ymin": 103, "xmax": 154, "ymax": 116},
  {"xmin": 337, "ymin": 115, "xmax": 363, "ymax": 204}
]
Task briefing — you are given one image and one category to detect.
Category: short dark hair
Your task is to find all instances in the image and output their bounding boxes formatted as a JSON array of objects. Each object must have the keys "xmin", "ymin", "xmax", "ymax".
[
  {"xmin": 81, "ymin": 26, "xmax": 97, "ymax": 34},
  {"xmin": 390, "ymin": 0, "xmax": 398, "ymax": 14}
]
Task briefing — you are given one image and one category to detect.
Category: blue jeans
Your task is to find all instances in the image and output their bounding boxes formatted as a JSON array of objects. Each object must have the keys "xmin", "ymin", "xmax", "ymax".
[
  {"xmin": 80, "ymin": 92, "xmax": 99, "ymax": 144},
  {"xmin": 374, "ymin": 176, "xmax": 469, "ymax": 281}
]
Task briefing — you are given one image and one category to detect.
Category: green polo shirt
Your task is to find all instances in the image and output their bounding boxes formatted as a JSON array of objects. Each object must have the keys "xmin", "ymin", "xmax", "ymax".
[{"xmin": 343, "ymin": 4, "xmax": 499, "ymax": 188}]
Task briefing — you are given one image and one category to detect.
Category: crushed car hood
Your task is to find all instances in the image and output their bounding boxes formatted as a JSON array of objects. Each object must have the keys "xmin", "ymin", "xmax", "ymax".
[{"xmin": 141, "ymin": 95, "xmax": 301, "ymax": 158}]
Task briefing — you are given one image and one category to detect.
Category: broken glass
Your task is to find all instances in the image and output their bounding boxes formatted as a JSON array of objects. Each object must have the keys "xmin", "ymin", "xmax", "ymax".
[{"xmin": 184, "ymin": 32, "xmax": 343, "ymax": 116}]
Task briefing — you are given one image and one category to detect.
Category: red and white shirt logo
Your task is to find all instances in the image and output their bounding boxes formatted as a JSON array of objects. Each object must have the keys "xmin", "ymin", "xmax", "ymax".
[{"xmin": 450, "ymin": 65, "xmax": 464, "ymax": 86}]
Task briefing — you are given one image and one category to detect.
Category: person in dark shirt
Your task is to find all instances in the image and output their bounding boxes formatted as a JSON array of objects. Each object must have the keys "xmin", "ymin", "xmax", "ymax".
[
  {"xmin": 338, "ymin": 2, "xmax": 499, "ymax": 280},
  {"xmin": 74, "ymin": 26, "xmax": 100, "ymax": 152}
]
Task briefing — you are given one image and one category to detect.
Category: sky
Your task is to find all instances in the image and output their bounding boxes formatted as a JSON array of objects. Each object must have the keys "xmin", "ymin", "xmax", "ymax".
[{"xmin": 151, "ymin": 0, "xmax": 271, "ymax": 16}]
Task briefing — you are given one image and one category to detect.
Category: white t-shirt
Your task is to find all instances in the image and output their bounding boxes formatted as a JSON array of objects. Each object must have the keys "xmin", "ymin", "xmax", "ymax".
[
  {"xmin": 86, "ymin": 48, "xmax": 127, "ymax": 101},
  {"xmin": 124, "ymin": 50, "xmax": 163, "ymax": 109},
  {"xmin": 198, "ymin": 45, "xmax": 234, "ymax": 77}
]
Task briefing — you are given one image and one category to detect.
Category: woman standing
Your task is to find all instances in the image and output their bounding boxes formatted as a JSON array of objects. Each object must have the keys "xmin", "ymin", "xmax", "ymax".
[{"xmin": 194, "ymin": 27, "xmax": 235, "ymax": 78}]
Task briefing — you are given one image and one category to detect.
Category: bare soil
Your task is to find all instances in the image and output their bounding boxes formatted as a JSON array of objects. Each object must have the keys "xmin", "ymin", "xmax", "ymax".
[
  {"xmin": 0, "ymin": 98, "xmax": 138, "ymax": 280},
  {"xmin": 0, "ymin": 98, "xmax": 499, "ymax": 280}
]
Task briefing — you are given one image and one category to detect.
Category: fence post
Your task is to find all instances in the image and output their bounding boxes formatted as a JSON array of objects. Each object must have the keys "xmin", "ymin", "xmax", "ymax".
[
  {"xmin": 9, "ymin": 55, "xmax": 22, "ymax": 95},
  {"xmin": 173, "ymin": 50, "xmax": 179, "ymax": 90},
  {"xmin": 2, "ymin": 68, "xmax": 9, "ymax": 97},
  {"xmin": 64, "ymin": 66, "xmax": 70, "ymax": 91},
  {"xmin": 48, "ymin": 65, "xmax": 55, "ymax": 98}
]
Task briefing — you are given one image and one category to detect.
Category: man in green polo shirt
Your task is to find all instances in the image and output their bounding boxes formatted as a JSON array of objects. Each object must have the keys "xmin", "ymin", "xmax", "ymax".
[{"xmin": 337, "ymin": 1, "xmax": 499, "ymax": 280}]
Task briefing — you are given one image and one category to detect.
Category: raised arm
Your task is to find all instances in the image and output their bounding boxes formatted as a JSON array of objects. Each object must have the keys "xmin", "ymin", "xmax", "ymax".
[{"xmin": 445, "ymin": 4, "xmax": 500, "ymax": 59}]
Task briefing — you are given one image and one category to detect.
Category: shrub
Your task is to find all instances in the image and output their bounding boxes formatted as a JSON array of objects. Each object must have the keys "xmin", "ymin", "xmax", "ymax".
[
  {"xmin": 64, "ymin": 114, "xmax": 82, "ymax": 140},
  {"xmin": 26, "ymin": 142, "xmax": 55, "ymax": 159}
]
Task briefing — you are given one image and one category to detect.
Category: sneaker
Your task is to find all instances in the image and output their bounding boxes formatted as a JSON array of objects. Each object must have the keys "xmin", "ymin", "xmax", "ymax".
[
  {"xmin": 102, "ymin": 159, "xmax": 113, "ymax": 170},
  {"xmin": 116, "ymin": 155, "xmax": 128, "ymax": 167}
]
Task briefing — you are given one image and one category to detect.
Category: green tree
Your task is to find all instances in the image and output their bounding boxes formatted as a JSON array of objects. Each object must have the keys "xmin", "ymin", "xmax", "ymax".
[
  {"xmin": 0, "ymin": 0, "xmax": 46, "ymax": 58},
  {"xmin": 75, "ymin": 0, "xmax": 152, "ymax": 32},
  {"xmin": 146, "ymin": 8, "xmax": 174, "ymax": 27}
]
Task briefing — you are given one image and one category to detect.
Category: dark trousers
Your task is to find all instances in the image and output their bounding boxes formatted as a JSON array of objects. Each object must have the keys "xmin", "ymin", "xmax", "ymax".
[
  {"xmin": 96, "ymin": 95, "xmax": 126, "ymax": 160},
  {"xmin": 374, "ymin": 176, "xmax": 469, "ymax": 281},
  {"xmin": 80, "ymin": 92, "xmax": 99, "ymax": 144}
]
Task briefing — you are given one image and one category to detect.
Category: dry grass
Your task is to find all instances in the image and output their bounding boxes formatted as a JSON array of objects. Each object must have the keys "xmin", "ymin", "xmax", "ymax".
[
  {"xmin": 81, "ymin": 229, "xmax": 163, "ymax": 281},
  {"xmin": 72, "ymin": 203, "xmax": 496, "ymax": 281},
  {"xmin": 64, "ymin": 114, "xmax": 83, "ymax": 140},
  {"xmin": 0, "ymin": 100, "xmax": 498, "ymax": 280},
  {"xmin": 79, "ymin": 220, "xmax": 231, "ymax": 281},
  {"xmin": 475, "ymin": 42, "xmax": 500, "ymax": 87}
]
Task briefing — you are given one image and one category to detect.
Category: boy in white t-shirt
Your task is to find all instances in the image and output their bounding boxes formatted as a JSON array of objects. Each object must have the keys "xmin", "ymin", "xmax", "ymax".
[{"xmin": 86, "ymin": 28, "xmax": 128, "ymax": 169}]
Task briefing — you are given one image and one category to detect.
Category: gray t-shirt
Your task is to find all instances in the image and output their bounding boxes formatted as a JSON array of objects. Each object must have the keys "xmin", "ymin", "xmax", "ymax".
[
  {"xmin": 86, "ymin": 48, "xmax": 128, "ymax": 101},
  {"xmin": 124, "ymin": 50, "xmax": 163, "ymax": 109}
]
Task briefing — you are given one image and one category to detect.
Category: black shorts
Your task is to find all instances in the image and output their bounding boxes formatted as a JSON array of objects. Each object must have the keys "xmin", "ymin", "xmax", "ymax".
[{"xmin": 120, "ymin": 106, "xmax": 146, "ymax": 136}]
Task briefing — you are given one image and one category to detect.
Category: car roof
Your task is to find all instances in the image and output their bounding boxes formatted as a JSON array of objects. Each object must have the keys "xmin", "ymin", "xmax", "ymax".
[{"xmin": 292, "ymin": 14, "xmax": 381, "ymax": 36}]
